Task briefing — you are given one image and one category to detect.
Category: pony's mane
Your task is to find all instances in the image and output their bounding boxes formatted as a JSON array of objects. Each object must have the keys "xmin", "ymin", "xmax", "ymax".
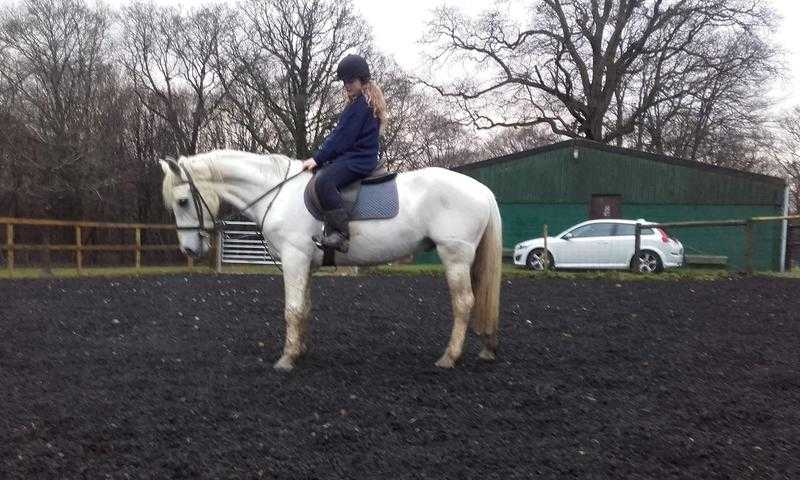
[
  {"xmin": 161, "ymin": 150, "xmax": 292, "ymax": 210},
  {"xmin": 161, "ymin": 166, "xmax": 181, "ymax": 208}
]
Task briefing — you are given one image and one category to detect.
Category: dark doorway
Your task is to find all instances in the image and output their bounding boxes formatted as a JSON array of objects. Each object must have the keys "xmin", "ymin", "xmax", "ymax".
[{"xmin": 589, "ymin": 195, "xmax": 622, "ymax": 219}]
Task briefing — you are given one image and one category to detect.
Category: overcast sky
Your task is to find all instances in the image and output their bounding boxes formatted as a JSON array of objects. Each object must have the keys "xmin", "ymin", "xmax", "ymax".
[
  {"xmin": 354, "ymin": 0, "xmax": 800, "ymax": 113},
  {"xmin": 9, "ymin": 0, "xmax": 800, "ymax": 111}
]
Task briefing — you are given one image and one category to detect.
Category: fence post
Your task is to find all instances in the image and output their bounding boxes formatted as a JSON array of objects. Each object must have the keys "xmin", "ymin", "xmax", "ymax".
[
  {"xmin": 134, "ymin": 228, "xmax": 142, "ymax": 270},
  {"xmin": 745, "ymin": 219, "xmax": 754, "ymax": 274},
  {"xmin": 789, "ymin": 221, "xmax": 797, "ymax": 270},
  {"xmin": 633, "ymin": 223, "xmax": 642, "ymax": 273},
  {"xmin": 215, "ymin": 229, "xmax": 223, "ymax": 274},
  {"xmin": 75, "ymin": 226, "xmax": 82, "ymax": 275},
  {"xmin": 5, "ymin": 223, "xmax": 13, "ymax": 275},
  {"xmin": 542, "ymin": 224, "xmax": 549, "ymax": 270},
  {"xmin": 42, "ymin": 230, "xmax": 52, "ymax": 276}
]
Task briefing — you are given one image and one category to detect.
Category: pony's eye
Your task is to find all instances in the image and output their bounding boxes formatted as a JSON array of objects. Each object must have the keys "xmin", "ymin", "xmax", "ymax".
[{"xmin": 178, "ymin": 198, "xmax": 189, "ymax": 208}]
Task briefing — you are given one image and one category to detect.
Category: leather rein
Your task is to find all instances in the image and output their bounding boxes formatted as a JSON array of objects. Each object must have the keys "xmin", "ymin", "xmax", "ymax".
[{"xmin": 168, "ymin": 157, "xmax": 305, "ymax": 238}]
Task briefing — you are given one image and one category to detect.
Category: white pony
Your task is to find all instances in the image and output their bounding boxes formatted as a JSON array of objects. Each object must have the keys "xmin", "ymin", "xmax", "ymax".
[{"xmin": 160, "ymin": 150, "xmax": 502, "ymax": 371}]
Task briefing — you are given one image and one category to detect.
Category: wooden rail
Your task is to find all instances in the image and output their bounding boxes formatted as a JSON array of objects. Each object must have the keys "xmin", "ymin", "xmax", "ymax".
[
  {"xmin": 0, "ymin": 217, "xmax": 177, "ymax": 229},
  {"xmin": 1, "ymin": 217, "xmax": 189, "ymax": 276}
]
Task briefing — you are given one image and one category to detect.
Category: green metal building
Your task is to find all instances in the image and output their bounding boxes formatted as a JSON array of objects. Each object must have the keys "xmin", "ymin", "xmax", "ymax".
[{"xmin": 427, "ymin": 139, "xmax": 790, "ymax": 270}]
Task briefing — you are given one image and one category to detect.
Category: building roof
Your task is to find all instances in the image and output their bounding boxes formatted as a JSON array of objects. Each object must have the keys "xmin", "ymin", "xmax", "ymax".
[{"xmin": 454, "ymin": 139, "xmax": 787, "ymax": 187}]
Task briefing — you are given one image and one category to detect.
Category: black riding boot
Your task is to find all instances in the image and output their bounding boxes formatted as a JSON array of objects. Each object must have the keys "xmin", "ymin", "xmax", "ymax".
[{"xmin": 312, "ymin": 208, "xmax": 350, "ymax": 253}]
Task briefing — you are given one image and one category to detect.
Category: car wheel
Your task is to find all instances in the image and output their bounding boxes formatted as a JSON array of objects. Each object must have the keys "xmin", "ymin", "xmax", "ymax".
[
  {"xmin": 631, "ymin": 250, "xmax": 663, "ymax": 274},
  {"xmin": 526, "ymin": 248, "xmax": 554, "ymax": 271}
]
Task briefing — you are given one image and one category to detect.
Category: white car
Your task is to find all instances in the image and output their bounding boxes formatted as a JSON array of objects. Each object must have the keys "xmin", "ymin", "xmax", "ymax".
[{"xmin": 513, "ymin": 219, "xmax": 684, "ymax": 273}]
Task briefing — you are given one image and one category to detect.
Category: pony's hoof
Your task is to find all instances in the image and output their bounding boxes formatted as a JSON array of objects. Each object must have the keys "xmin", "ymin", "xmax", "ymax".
[
  {"xmin": 273, "ymin": 357, "xmax": 295, "ymax": 372},
  {"xmin": 297, "ymin": 342, "xmax": 308, "ymax": 356},
  {"xmin": 435, "ymin": 354, "xmax": 456, "ymax": 369},
  {"xmin": 478, "ymin": 348, "xmax": 496, "ymax": 362}
]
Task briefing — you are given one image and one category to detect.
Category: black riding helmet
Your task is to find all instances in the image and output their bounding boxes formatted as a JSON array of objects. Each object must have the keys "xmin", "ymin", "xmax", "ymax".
[{"xmin": 336, "ymin": 54, "xmax": 370, "ymax": 82}]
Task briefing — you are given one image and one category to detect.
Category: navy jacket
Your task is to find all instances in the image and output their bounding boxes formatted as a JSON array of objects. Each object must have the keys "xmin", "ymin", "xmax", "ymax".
[{"xmin": 313, "ymin": 94, "xmax": 380, "ymax": 175}]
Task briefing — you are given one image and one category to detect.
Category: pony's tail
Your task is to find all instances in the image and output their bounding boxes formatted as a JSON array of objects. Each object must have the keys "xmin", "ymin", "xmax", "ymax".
[{"xmin": 470, "ymin": 196, "xmax": 502, "ymax": 352}]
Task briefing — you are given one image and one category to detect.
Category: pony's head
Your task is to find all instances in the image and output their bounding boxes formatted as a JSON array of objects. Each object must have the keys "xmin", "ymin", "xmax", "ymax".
[{"xmin": 160, "ymin": 156, "xmax": 221, "ymax": 258}]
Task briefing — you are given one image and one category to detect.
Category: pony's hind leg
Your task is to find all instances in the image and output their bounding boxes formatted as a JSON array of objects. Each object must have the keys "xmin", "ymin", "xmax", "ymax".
[
  {"xmin": 479, "ymin": 333, "xmax": 498, "ymax": 361},
  {"xmin": 435, "ymin": 242, "xmax": 475, "ymax": 368}
]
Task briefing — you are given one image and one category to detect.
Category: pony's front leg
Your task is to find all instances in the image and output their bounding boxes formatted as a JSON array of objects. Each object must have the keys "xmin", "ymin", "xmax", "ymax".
[{"xmin": 274, "ymin": 254, "xmax": 312, "ymax": 372}]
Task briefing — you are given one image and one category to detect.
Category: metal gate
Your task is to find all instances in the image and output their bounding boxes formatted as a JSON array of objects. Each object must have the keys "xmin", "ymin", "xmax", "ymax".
[{"xmin": 219, "ymin": 221, "xmax": 279, "ymax": 265}]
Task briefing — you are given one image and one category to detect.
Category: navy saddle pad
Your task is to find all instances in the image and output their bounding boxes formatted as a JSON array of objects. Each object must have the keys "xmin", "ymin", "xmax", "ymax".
[{"xmin": 304, "ymin": 172, "xmax": 399, "ymax": 221}]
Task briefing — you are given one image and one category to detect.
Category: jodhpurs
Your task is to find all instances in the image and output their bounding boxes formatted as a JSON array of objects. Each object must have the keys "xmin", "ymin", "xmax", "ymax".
[{"xmin": 314, "ymin": 161, "xmax": 366, "ymax": 211}]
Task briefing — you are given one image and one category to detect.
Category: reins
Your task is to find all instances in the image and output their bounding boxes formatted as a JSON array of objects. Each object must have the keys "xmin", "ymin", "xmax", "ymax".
[{"xmin": 170, "ymin": 157, "xmax": 306, "ymax": 270}]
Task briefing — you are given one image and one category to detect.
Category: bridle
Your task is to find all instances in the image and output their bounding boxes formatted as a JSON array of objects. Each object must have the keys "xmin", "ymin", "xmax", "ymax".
[
  {"xmin": 173, "ymin": 162, "xmax": 218, "ymax": 239},
  {"xmin": 166, "ymin": 156, "xmax": 305, "ymax": 243}
]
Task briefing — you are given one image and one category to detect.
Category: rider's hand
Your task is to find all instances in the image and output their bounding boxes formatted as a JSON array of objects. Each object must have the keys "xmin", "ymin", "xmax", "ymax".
[{"xmin": 302, "ymin": 158, "xmax": 318, "ymax": 171}]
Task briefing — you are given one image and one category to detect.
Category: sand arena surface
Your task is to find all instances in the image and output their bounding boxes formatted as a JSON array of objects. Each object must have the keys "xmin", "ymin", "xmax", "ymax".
[{"xmin": 2, "ymin": 274, "xmax": 798, "ymax": 478}]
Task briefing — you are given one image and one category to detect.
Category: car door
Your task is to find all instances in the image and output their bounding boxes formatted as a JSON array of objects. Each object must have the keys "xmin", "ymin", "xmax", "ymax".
[
  {"xmin": 555, "ymin": 223, "xmax": 616, "ymax": 267},
  {"xmin": 576, "ymin": 222, "xmax": 617, "ymax": 266},
  {"xmin": 551, "ymin": 225, "xmax": 588, "ymax": 266},
  {"xmin": 610, "ymin": 223, "xmax": 635, "ymax": 267}
]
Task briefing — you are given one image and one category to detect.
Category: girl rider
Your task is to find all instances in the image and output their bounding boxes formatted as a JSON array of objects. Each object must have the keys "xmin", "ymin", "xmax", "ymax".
[{"xmin": 302, "ymin": 54, "xmax": 388, "ymax": 252}]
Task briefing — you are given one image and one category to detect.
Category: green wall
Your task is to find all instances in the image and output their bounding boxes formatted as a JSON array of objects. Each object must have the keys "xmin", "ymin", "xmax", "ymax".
[
  {"xmin": 462, "ymin": 144, "xmax": 784, "ymax": 206},
  {"xmin": 418, "ymin": 141, "xmax": 787, "ymax": 270},
  {"xmin": 418, "ymin": 203, "xmax": 781, "ymax": 270}
]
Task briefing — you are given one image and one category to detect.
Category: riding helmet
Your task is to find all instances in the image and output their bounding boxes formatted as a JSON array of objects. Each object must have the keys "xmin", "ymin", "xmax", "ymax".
[{"xmin": 336, "ymin": 54, "xmax": 370, "ymax": 82}]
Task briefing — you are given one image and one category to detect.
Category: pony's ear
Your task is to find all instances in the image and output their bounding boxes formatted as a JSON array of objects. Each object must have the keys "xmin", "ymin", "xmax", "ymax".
[
  {"xmin": 160, "ymin": 156, "xmax": 181, "ymax": 176},
  {"xmin": 159, "ymin": 159, "xmax": 172, "ymax": 176}
]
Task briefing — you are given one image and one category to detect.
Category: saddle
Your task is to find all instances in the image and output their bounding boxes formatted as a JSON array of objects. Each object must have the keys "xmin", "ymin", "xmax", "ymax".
[
  {"xmin": 304, "ymin": 162, "xmax": 399, "ymax": 267},
  {"xmin": 303, "ymin": 162, "xmax": 399, "ymax": 222}
]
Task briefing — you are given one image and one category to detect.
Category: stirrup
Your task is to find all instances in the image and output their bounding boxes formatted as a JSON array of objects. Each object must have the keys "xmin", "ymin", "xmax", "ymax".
[{"xmin": 312, "ymin": 231, "xmax": 349, "ymax": 253}]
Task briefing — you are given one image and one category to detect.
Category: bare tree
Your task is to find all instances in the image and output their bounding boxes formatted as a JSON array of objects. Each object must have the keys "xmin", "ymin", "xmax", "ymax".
[
  {"xmin": 630, "ymin": 23, "xmax": 777, "ymax": 169},
  {"xmin": 218, "ymin": 0, "xmax": 369, "ymax": 157},
  {"xmin": 0, "ymin": 87, "xmax": 33, "ymax": 217},
  {"xmin": 423, "ymin": 0, "xmax": 778, "ymax": 147},
  {"xmin": 120, "ymin": 2, "xmax": 234, "ymax": 155},
  {"xmin": 0, "ymin": 0, "xmax": 119, "ymax": 218},
  {"xmin": 368, "ymin": 56, "xmax": 429, "ymax": 170},
  {"xmin": 482, "ymin": 125, "xmax": 559, "ymax": 158},
  {"xmin": 118, "ymin": 90, "xmax": 185, "ymax": 223},
  {"xmin": 411, "ymin": 111, "xmax": 484, "ymax": 169},
  {"xmin": 376, "ymin": 73, "xmax": 425, "ymax": 170}
]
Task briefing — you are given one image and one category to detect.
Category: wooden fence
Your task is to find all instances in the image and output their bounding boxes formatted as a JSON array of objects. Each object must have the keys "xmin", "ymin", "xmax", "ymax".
[
  {"xmin": 634, "ymin": 215, "xmax": 800, "ymax": 274},
  {"xmin": 1, "ymin": 217, "xmax": 193, "ymax": 275}
]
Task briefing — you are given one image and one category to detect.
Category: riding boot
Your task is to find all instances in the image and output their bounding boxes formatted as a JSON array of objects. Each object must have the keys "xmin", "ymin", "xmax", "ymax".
[{"xmin": 312, "ymin": 208, "xmax": 350, "ymax": 253}]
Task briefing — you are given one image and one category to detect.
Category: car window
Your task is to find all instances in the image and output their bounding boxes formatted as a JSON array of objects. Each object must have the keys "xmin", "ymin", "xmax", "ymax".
[
  {"xmin": 570, "ymin": 223, "xmax": 616, "ymax": 238},
  {"xmin": 615, "ymin": 224, "xmax": 635, "ymax": 236},
  {"xmin": 614, "ymin": 224, "xmax": 654, "ymax": 236}
]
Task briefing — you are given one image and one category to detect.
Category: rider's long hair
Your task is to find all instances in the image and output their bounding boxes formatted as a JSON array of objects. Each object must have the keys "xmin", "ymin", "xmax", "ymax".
[{"xmin": 347, "ymin": 80, "xmax": 388, "ymax": 134}]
